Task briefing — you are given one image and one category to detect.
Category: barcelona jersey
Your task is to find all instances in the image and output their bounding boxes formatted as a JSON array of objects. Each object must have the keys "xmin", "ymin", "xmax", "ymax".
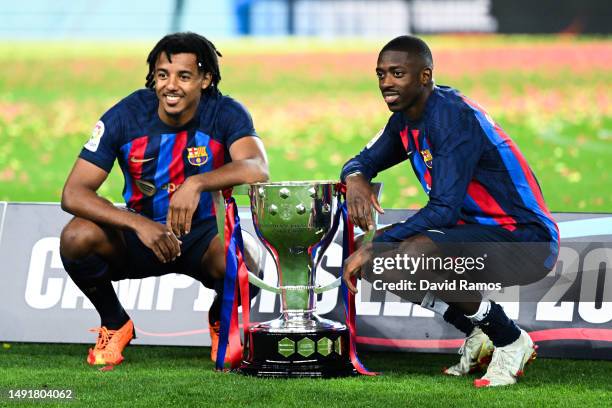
[
  {"xmin": 79, "ymin": 89, "xmax": 257, "ymax": 224},
  {"xmin": 341, "ymin": 85, "xmax": 559, "ymax": 267}
]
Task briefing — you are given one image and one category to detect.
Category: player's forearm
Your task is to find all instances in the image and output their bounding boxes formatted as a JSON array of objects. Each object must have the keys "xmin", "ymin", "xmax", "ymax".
[
  {"xmin": 186, "ymin": 158, "xmax": 269, "ymax": 192},
  {"xmin": 61, "ymin": 185, "xmax": 143, "ymax": 231}
]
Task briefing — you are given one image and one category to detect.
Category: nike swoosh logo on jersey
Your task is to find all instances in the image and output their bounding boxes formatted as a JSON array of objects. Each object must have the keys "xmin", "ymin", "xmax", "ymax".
[{"xmin": 130, "ymin": 156, "xmax": 155, "ymax": 163}]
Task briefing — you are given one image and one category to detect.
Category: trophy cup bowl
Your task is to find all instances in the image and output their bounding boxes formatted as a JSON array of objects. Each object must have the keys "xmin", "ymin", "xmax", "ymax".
[{"xmin": 239, "ymin": 181, "xmax": 355, "ymax": 378}]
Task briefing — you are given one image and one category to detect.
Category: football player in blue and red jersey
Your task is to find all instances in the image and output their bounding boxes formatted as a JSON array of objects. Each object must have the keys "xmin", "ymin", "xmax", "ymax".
[
  {"xmin": 341, "ymin": 36, "xmax": 559, "ymax": 387},
  {"xmin": 59, "ymin": 32, "xmax": 268, "ymax": 366}
]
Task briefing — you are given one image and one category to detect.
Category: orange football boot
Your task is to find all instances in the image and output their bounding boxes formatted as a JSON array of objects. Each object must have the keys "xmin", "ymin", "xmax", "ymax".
[
  {"xmin": 87, "ymin": 320, "xmax": 135, "ymax": 366},
  {"xmin": 209, "ymin": 321, "xmax": 231, "ymax": 363}
]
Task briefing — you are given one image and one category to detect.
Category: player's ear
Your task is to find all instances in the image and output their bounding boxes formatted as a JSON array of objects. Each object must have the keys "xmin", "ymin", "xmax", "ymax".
[
  {"xmin": 420, "ymin": 67, "xmax": 432, "ymax": 86},
  {"xmin": 201, "ymin": 72, "xmax": 213, "ymax": 90}
]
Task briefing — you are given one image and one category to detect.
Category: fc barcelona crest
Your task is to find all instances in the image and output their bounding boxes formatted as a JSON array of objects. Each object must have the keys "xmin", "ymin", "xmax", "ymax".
[
  {"xmin": 187, "ymin": 146, "xmax": 209, "ymax": 166},
  {"xmin": 420, "ymin": 149, "xmax": 433, "ymax": 168}
]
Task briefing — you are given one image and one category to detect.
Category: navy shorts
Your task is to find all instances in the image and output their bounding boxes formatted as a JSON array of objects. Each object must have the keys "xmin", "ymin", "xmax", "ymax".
[
  {"xmin": 111, "ymin": 217, "xmax": 219, "ymax": 288},
  {"xmin": 420, "ymin": 224, "xmax": 554, "ymax": 286}
]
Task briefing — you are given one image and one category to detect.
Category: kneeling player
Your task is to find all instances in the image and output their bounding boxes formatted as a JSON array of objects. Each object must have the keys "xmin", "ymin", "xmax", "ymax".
[
  {"xmin": 341, "ymin": 35, "xmax": 558, "ymax": 387},
  {"xmin": 60, "ymin": 32, "xmax": 268, "ymax": 366}
]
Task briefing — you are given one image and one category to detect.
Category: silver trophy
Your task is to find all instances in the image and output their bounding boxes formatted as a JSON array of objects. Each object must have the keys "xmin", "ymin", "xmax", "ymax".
[{"xmin": 239, "ymin": 181, "xmax": 355, "ymax": 377}]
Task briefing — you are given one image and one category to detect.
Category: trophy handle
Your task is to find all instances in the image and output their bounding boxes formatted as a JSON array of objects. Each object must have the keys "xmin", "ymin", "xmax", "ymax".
[
  {"xmin": 245, "ymin": 269, "xmax": 338, "ymax": 295},
  {"xmin": 314, "ymin": 277, "xmax": 342, "ymax": 294},
  {"xmin": 248, "ymin": 270, "xmax": 281, "ymax": 294}
]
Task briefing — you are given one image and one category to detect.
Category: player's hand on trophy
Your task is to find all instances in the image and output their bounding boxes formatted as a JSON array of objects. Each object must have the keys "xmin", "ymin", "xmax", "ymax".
[
  {"xmin": 346, "ymin": 173, "xmax": 383, "ymax": 232},
  {"xmin": 167, "ymin": 178, "xmax": 201, "ymax": 237},
  {"xmin": 342, "ymin": 242, "xmax": 373, "ymax": 294},
  {"xmin": 134, "ymin": 217, "xmax": 182, "ymax": 263}
]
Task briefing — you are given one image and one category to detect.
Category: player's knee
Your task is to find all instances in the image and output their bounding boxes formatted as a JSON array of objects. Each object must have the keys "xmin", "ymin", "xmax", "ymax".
[{"xmin": 60, "ymin": 218, "xmax": 105, "ymax": 259}]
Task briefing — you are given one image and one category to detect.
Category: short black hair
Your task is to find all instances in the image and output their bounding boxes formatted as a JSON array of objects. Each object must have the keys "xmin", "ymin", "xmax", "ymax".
[
  {"xmin": 380, "ymin": 35, "xmax": 433, "ymax": 69},
  {"xmin": 145, "ymin": 32, "xmax": 222, "ymax": 96}
]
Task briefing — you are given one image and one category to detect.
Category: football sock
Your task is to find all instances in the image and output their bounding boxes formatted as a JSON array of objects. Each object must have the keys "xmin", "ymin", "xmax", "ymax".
[
  {"xmin": 84, "ymin": 281, "xmax": 130, "ymax": 330},
  {"xmin": 61, "ymin": 254, "xmax": 130, "ymax": 330},
  {"xmin": 443, "ymin": 305, "xmax": 476, "ymax": 336},
  {"xmin": 468, "ymin": 301, "xmax": 520, "ymax": 347},
  {"xmin": 208, "ymin": 281, "xmax": 223, "ymax": 325}
]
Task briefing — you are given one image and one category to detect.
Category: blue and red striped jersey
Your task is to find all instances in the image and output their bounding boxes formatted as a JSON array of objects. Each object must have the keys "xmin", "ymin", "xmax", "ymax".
[
  {"xmin": 79, "ymin": 89, "xmax": 257, "ymax": 224},
  {"xmin": 341, "ymin": 85, "xmax": 559, "ymax": 265}
]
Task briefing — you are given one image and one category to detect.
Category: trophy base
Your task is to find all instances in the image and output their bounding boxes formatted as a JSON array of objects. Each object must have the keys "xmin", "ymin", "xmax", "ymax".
[{"xmin": 238, "ymin": 315, "xmax": 356, "ymax": 378}]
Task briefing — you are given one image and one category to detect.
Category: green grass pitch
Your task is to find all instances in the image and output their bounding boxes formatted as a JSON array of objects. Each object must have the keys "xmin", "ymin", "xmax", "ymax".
[{"xmin": 1, "ymin": 343, "xmax": 610, "ymax": 407}]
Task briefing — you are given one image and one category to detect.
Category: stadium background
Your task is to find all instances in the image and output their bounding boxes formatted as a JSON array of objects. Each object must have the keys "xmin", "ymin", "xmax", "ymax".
[{"xmin": 0, "ymin": 1, "xmax": 611, "ymax": 406}]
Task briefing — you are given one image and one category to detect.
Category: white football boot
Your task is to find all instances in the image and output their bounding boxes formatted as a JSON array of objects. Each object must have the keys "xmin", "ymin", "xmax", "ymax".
[
  {"xmin": 443, "ymin": 327, "xmax": 494, "ymax": 376},
  {"xmin": 474, "ymin": 329, "xmax": 537, "ymax": 387}
]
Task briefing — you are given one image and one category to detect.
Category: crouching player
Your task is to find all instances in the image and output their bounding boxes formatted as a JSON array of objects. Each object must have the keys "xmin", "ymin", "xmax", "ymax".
[
  {"xmin": 341, "ymin": 35, "xmax": 559, "ymax": 387},
  {"xmin": 59, "ymin": 32, "xmax": 268, "ymax": 366}
]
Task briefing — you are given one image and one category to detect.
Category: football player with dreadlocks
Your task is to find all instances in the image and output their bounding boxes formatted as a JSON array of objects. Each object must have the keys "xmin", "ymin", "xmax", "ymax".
[{"xmin": 60, "ymin": 32, "xmax": 268, "ymax": 366}]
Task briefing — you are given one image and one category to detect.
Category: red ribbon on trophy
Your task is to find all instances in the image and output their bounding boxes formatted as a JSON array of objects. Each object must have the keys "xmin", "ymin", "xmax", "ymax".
[{"xmin": 216, "ymin": 195, "xmax": 251, "ymax": 371}]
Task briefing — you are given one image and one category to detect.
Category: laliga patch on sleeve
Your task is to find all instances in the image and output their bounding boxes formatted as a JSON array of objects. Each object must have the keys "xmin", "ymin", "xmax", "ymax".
[
  {"xmin": 366, "ymin": 126, "xmax": 385, "ymax": 149},
  {"xmin": 84, "ymin": 120, "xmax": 105, "ymax": 152}
]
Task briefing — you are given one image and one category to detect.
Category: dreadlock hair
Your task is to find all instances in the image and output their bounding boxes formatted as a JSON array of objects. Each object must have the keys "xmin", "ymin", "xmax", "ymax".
[
  {"xmin": 380, "ymin": 35, "xmax": 434, "ymax": 71},
  {"xmin": 145, "ymin": 32, "xmax": 223, "ymax": 97}
]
